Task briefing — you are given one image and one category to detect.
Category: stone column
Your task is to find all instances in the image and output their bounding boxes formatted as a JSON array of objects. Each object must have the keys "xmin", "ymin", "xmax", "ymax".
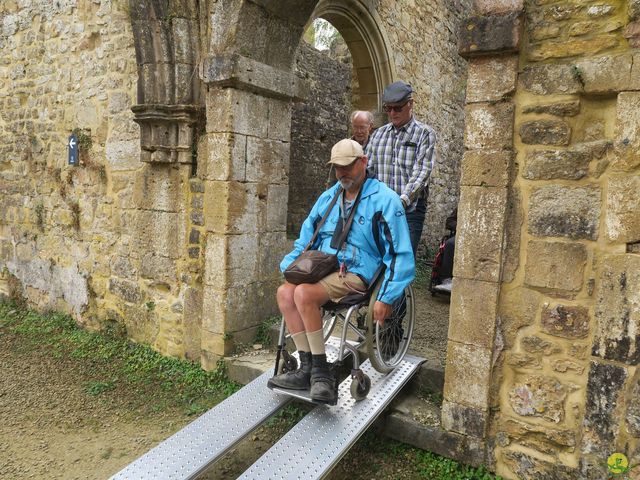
[
  {"xmin": 198, "ymin": 54, "xmax": 304, "ymax": 368},
  {"xmin": 440, "ymin": 7, "xmax": 523, "ymax": 462}
]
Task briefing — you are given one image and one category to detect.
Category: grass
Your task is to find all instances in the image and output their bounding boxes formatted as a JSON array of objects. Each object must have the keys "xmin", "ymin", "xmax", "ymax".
[
  {"xmin": 0, "ymin": 302, "xmax": 239, "ymax": 415},
  {"xmin": 0, "ymin": 301, "xmax": 500, "ymax": 479}
]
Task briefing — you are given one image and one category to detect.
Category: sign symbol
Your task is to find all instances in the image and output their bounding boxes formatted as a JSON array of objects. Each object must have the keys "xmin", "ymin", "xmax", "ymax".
[{"xmin": 68, "ymin": 133, "xmax": 79, "ymax": 166}]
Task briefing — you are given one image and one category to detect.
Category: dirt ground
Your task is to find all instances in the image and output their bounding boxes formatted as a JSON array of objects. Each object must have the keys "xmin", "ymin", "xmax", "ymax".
[{"xmin": 0, "ymin": 287, "xmax": 450, "ymax": 479}]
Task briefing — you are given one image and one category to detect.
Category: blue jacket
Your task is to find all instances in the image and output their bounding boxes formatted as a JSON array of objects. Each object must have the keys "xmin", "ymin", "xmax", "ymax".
[{"xmin": 281, "ymin": 177, "xmax": 415, "ymax": 304}]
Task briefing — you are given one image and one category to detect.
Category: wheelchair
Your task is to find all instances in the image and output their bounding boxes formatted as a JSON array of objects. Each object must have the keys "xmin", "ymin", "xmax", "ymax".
[{"xmin": 272, "ymin": 275, "xmax": 415, "ymax": 402}]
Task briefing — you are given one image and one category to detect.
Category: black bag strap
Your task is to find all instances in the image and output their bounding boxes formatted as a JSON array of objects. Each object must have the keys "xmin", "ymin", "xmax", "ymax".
[
  {"xmin": 303, "ymin": 188, "xmax": 343, "ymax": 252},
  {"xmin": 330, "ymin": 186, "xmax": 364, "ymax": 252}
]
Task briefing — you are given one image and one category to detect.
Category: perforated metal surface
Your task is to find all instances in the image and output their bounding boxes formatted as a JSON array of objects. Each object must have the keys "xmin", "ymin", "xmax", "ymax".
[
  {"xmin": 109, "ymin": 338, "xmax": 346, "ymax": 480},
  {"xmin": 237, "ymin": 354, "xmax": 424, "ymax": 480}
]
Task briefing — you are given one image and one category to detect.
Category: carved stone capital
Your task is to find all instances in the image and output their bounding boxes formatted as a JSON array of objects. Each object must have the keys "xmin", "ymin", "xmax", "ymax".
[{"xmin": 132, "ymin": 104, "xmax": 202, "ymax": 164}]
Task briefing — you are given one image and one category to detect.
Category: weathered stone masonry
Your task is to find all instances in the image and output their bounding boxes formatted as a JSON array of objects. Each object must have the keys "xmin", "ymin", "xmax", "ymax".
[
  {"xmin": 4, "ymin": 0, "xmax": 639, "ymax": 478},
  {"xmin": 444, "ymin": 0, "xmax": 640, "ymax": 478}
]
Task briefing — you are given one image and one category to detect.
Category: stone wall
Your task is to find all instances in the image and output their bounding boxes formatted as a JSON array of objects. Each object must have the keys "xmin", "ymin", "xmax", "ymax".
[
  {"xmin": 446, "ymin": 0, "xmax": 640, "ymax": 477},
  {"xmin": 288, "ymin": 41, "xmax": 351, "ymax": 236},
  {"xmin": 377, "ymin": 0, "xmax": 473, "ymax": 250}
]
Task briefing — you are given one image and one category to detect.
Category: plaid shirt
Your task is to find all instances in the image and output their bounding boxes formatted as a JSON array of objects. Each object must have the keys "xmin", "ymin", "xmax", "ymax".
[{"xmin": 365, "ymin": 117, "xmax": 436, "ymax": 211}]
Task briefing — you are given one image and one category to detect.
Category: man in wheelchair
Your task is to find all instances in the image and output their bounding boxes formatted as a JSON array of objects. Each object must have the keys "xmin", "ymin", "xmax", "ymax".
[{"xmin": 267, "ymin": 139, "xmax": 415, "ymax": 404}]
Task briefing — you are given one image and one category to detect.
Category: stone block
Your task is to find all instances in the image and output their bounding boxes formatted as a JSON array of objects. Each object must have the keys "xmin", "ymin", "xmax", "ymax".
[
  {"xmin": 502, "ymin": 450, "xmax": 578, "ymax": 479},
  {"xmin": 198, "ymin": 132, "xmax": 247, "ymax": 181},
  {"xmin": 464, "ymin": 102, "xmax": 514, "ymax": 150},
  {"xmin": 203, "ymin": 234, "xmax": 228, "ymax": 288},
  {"xmin": 615, "ymin": 92, "xmax": 640, "ymax": 145},
  {"xmin": 529, "ymin": 36, "xmax": 618, "ymax": 62},
  {"xmin": 224, "ymin": 279, "xmax": 279, "ymax": 333},
  {"xmin": 541, "ymin": 304, "xmax": 590, "ymax": 339},
  {"xmin": 552, "ymin": 359, "xmax": 585, "ymax": 375},
  {"xmin": 505, "ymin": 352, "xmax": 542, "ymax": 370},
  {"xmin": 108, "ymin": 277, "xmax": 142, "ymax": 304},
  {"xmin": 524, "ymin": 240, "xmax": 587, "ymax": 293},
  {"xmin": 441, "ymin": 400, "xmax": 487, "ymax": 437},
  {"xmin": 205, "ymin": 87, "xmax": 268, "ymax": 137},
  {"xmin": 122, "ymin": 303, "xmax": 159, "ymax": 345},
  {"xmin": 133, "ymin": 210, "xmax": 183, "ymax": 259},
  {"xmin": 498, "ymin": 287, "xmax": 542, "ymax": 349},
  {"xmin": 245, "ymin": 137, "xmax": 288, "ymax": 184},
  {"xmin": 502, "ymin": 184, "xmax": 523, "ymax": 283},
  {"xmin": 200, "ymin": 329, "xmax": 232, "ymax": 361},
  {"xmin": 266, "ymin": 185, "xmax": 288, "ymax": 233},
  {"xmin": 458, "ymin": 12, "xmax": 522, "ymax": 57},
  {"xmin": 592, "ymin": 254, "xmax": 640, "ymax": 365},
  {"xmin": 519, "ymin": 63, "xmax": 582, "ymax": 95},
  {"xmin": 258, "ymin": 232, "xmax": 289, "ymax": 279},
  {"xmin": 575, "ymin": 53, "xmax": 640, "ymax": 94},
  {"xmin": 508, "ymin": 374, "xmax": 567, "ymax": 423},
  {"xmin": 183, "ymin": 286, "xmax": 203, "ymax": 361},
  {"xmin": 267, "ymin": 97, "xmax": 292, "ymax": 143},
  {"xmin": 500, "ymin": 416, "xmax": 576, "ymax": 454},
  {"xmin": 582, "ymin": 361, "xmax": 627, "ymax": 454},
  {"xmin": 528, "ymin": 185, "xmax": 601, "ymax": 240},
  {"xmin": 519, "ymin": 120, "xmax": 571, "ymax": 146},
  {"xmin": 474, "ymin": 0, "xmax": 523, "ymax": 15},
  {"xmin": 632, "ymin": 0, "xmax": 640, "ymax": 20},
  {"xmin": 612, "ymin": 92, "xmax": 640, "ymax": 172},
  {"xmin": 523, "ymin": 141, "xmax": 610, "ymax": 180},
  {"xmin": 132, "ymin": 164, "xmax": 182, "ymax": 212},
  {"xmin": 201, "ymin": 286, "xmax": 226, "ymax": 334},
  {"xmin": 460, "ymin": 149, "xmax": 512, "ymax": 187},
  {"xmin": 626, "ymin": 372, "xmax": 640, "ymax": 437},
  {"xmin": 449, "ymin": 278, "xmax": 498, "ymax": 348},
  {"xmin": 106, "ymin": 139, "xmax": 140, "ymax": 171},
  {"xmin": 443, "ymin": 342, "xmax": 491, "ymax": 409},
  {"xmin": 382, "ymin": 413, "xmax": 486, "ymax": 467},
  {"xmin": 466, "ymin": 55, "xmax": 518, "ymax": 103},
  {"xmin": 201, "ymin": 54, "xmax": 299, "ymax": 100},
  {"xmin": 606, "ymin": 175, "xmax": 640, "ymax": 243},
  {"xmin": 203, "ymin": 181, "xmax": 267, "ymax": 235},
  {"xmin": 454, "ymin": 186, "xmax": 507, "ymax": 282},
  {"xmin": 139, "ymin": 253, "xmax": 176, "ymax": 283},
  {"xmin": 522, "ymin": 100, "xmax": 580, "ymax": 117},
  {"xmin": 520, "ymin": 335, "xmax": 562, "ymax": 356}
]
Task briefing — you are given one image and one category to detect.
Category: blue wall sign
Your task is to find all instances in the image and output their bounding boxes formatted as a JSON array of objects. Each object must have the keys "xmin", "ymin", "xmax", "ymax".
[{"xmin": 68, "ymin": 133, "xmax": 79, "ymax": 165}]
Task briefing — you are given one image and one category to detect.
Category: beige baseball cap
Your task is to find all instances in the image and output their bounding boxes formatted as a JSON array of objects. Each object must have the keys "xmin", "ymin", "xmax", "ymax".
[{"xmin": 327, "ymin": 139, "xmax": 365, "ymax": 166}]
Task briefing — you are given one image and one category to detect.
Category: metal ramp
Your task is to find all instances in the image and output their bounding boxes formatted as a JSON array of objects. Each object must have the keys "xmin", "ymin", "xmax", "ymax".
[
  {"xmin": 238, "ymin": 354, "xmax": 423, "ymax": 479},
  {"xmin": 110, "ymin": 339, "xmax": 423, "ymax": 480}
]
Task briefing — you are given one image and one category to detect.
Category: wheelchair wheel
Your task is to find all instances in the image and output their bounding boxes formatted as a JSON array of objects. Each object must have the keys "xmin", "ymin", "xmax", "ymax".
[
  {"xmin": 365, "ymin": 282, "xmax": 415, "ymax": 373},
  {"xmin": 350, "ymin": 373, "xmax": 371, "ymax": 401},
  {"xmin": 277, "ymin": 350, "xmax": 298, "ymax": 375}
]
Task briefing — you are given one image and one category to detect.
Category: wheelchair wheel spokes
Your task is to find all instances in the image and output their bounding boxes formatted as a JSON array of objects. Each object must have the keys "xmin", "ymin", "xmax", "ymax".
[{"xmin": 366, "ymin": 284, "xmax": 415, "ymax": 373}]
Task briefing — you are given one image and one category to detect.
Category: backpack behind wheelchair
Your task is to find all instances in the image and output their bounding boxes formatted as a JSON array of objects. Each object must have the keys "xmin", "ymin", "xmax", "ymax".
[{"xmin": 273, "ymin": 275, "xmax": 415, "ymax": 402}]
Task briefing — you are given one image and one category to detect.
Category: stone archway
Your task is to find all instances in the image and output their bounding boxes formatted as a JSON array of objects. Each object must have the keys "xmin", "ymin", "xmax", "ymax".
[{"xmin": 313, "ymin": 0, "xmax": 396, "ymax": 113}]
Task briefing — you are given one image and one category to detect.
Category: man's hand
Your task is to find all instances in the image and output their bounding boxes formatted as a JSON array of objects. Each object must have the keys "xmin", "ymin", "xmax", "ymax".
[{"xmin": 373, "ymin": 301, "xmax": 392, "ymax": 325}]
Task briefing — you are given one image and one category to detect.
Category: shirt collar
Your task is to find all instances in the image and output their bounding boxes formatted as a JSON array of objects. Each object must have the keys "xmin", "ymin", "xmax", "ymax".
[{"xmin": 392, "ymin": 116, "xmax": 416, "ymax": 134}]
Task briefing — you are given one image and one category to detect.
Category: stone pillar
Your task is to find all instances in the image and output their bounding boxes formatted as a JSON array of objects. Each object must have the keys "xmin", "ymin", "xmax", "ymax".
[
  {"xmin": 198, "ymin": 54, "xmax": 304, "ymax": 368},
  {"xmin": 440, "ymin": 7, "xmax": 523, "ymax": 463}
]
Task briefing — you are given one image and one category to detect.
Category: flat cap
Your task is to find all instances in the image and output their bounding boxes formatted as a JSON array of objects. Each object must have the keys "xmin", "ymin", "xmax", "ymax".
[{"xmin": 382, "ymin": 81, "xmax": 413, "ymax": 104}]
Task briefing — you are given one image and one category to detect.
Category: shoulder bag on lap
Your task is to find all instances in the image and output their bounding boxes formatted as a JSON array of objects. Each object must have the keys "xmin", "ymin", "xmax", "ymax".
[{"xmin": 284, "ymin": 187, "xmax": 362, "ymax": 285}]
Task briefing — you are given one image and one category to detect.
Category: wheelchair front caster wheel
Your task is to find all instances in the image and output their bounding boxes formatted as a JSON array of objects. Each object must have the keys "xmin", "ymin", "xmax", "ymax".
[{"xmin": 350, "ymin": 374, "xmax": 371, "ymax": 401}]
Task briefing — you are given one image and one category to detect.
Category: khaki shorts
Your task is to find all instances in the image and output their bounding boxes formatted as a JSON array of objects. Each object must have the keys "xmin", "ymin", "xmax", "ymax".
[{"xmin": 318, "ymin": 271, "xmax": 368, "ymax": 303}]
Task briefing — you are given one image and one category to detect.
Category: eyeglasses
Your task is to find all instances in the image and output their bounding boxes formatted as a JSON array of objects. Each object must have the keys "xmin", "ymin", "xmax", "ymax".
[{"xmin": 383, "ymin": 101, "xmax": 410, "ymax": 113}]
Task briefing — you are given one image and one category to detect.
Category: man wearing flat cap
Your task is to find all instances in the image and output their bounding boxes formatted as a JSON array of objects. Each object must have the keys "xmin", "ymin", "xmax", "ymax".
[
  {"xmin": 268, "ymin": 139, "xmax": 415, "ymax": 405},
  {"xmin": 365, "ymin": 81, "xmax": 437, "ymax": 255}
]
